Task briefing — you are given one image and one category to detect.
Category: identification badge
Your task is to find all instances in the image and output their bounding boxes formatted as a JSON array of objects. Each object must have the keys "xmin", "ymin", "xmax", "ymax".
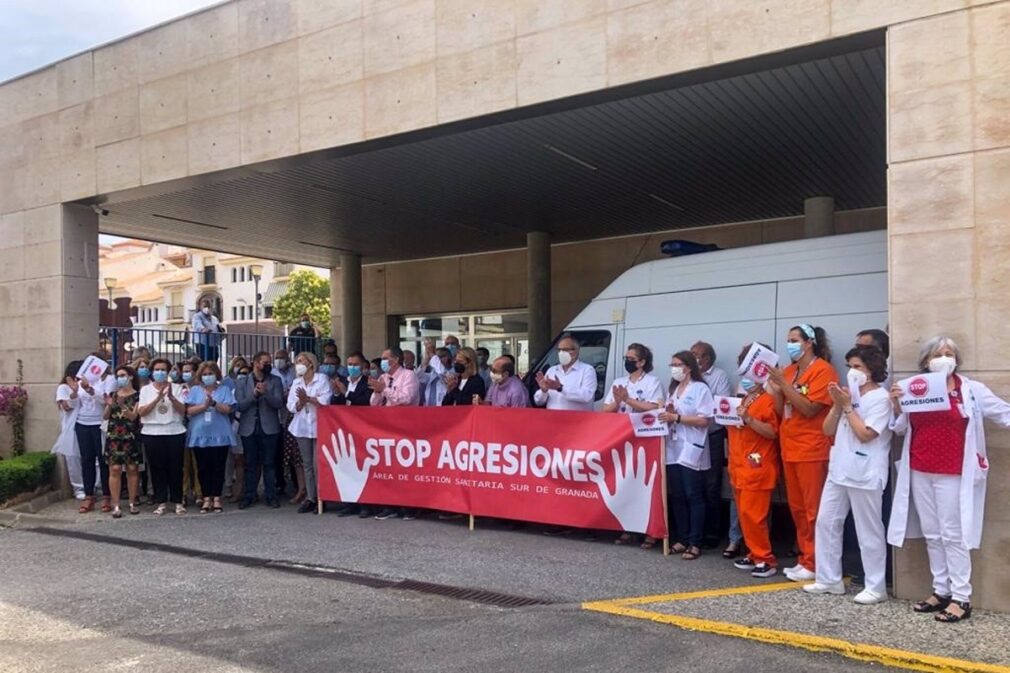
[
  {"xmin": 157, "ymin": 404, "xmax": 168, "ymax": 415},
  {"xmin": 204, "ymin": 411, "xmax": 213, "ymax": 424},
  {"xmin": 784, "ymin": 402, "xmax": 793, "ymax": 419}
]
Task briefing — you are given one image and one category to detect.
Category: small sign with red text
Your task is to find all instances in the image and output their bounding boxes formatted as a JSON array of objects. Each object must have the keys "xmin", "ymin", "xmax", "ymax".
[
  {"xmin": 736, "ymin": 343, "xmax": 779, "ymax": 384},
  {"xmin": 896, "ymin": 372, "xmax": 949, "ymax": 413},
  {"xmin": 713, "ymin": 396, "xmax": 743, "ymax": 426},
  {"xmin": 629, "ymin": 411, "xmax": 669, "ymax": 437}
]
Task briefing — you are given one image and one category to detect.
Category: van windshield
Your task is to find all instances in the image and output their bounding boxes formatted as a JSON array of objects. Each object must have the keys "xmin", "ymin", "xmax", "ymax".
[{"xmin": 524, "ymin": 330, "xmax": 612, "ymax": 403}]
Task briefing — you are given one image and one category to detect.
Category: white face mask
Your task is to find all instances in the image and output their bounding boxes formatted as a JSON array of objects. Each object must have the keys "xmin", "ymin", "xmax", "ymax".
[
  {"xmin": 928, "ymin": 355, "xmax": 957, "ymax": 376},
  {"xmin": 670, "ymin": 366, "xmax": 687, "ymax": 382},
  {"xmin": 201, "ymin": 306, "xmax": 211, "ymax": 315},
  {"xmin": 490, "ymin": 372, "xmax": 505, "ymax": 385},
  {"xmin": 558, "ymin": 350, "xmax": 573, "ymax": 367},
  {"xmin": 294, "ymin": 363, "xmax": 308, "ymax": 377},
  {"xmin": 847, "ymin": 368, "xmax": 868, "ymax": 388}
]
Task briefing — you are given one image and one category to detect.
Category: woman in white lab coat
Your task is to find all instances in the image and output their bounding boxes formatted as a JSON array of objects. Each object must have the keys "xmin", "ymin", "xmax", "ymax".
[
  {"xmin": 53, "ymin": 361, "xmax": 86, "ymax": 500},
  {"xmin": 887, "ymin": 336, "xmax": 1010, "ymax": 623}
]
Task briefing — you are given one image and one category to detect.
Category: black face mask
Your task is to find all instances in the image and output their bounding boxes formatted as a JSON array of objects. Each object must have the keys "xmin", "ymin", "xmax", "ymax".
[
  {"xmin": 453, "ymin": 362, "xmax": 466, "ymax": 375},
  {"xmin": 624, "ymin": 359, "xmax": 638, "ymax": 374},
  {"xmin": 262, "ymin": 363, "xmax": 272, "ymax": 376}
]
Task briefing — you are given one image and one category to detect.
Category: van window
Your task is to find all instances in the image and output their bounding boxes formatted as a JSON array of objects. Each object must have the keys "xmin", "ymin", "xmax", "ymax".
[{"xmin": 525, "ymin": 330, "xmax": 612, "ymax": 403}]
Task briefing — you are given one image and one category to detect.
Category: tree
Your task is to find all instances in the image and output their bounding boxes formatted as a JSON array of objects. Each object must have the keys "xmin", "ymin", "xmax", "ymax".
[{"xmin": 272, "ymin": 270, "xmax": 331, "ymax": 337}]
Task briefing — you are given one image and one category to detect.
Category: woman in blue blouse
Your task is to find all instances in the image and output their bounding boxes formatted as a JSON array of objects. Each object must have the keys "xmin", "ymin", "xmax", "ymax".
[{"xmin": 186, "ymin": 362, "xmax": 236, "ymax": 513}]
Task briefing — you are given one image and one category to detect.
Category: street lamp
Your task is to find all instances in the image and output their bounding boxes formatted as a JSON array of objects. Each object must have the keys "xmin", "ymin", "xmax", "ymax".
[
  {"xmin": 250, "ymin": 263, "xmax": 263, "ymax": 332},
  {"xmin": 104, "ymin": 277, "xmax": 118, "ymax": 311}
]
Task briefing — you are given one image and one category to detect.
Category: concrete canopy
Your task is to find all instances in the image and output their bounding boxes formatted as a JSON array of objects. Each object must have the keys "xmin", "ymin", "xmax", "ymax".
[{"xmin": 90, "ymin": 32, "xmax": 885, "ymax": 268}]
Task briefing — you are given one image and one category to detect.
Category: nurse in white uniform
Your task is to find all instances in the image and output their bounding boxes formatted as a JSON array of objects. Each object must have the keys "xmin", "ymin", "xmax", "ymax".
[
  {"xmin": 803, "ymin": 345, "xmax": 892, "ymax": 604},
  {"xmin": 887, "ymin": 336, "xmax": 1010, "ymax": 623}
]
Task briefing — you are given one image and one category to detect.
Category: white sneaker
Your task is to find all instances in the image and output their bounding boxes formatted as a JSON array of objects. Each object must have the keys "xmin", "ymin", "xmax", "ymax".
[
  {"xmin": 853, "ymin": 589, "xmax": 888, "ymax": 605},
  {"xmin": 785, "ymin": 566, "xmax": 816, "ymax": 582},
  {"xmin": 803, "ymin": 581, "xmax": 846, "ymax": 595},
  {"xmin": 782, "ymin": 564, "xmax": 802, "ymax": 575}
]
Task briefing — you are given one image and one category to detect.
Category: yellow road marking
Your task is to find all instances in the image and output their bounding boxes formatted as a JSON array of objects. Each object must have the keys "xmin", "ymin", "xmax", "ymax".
[
  {"xmin": 582, "ymin": 600, "xmax": 1010, "ymax": 673},
  {"xmin": 601, "ymin": 580, "xmax": 805, "ymax": 606}
]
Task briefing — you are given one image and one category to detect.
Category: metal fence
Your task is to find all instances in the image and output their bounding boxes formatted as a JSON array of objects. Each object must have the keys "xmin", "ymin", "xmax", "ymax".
[{"xmin": 99, "ymin": 326, "xmax": 292, "ymax": 370}]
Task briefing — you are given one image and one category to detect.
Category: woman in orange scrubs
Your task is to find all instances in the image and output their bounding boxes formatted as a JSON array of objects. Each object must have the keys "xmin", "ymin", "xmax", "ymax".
[
  {"xmin": 766, "ymin": 324, "xmax": 838, "ymax": 583},
  {"xmin": 727, "ymin": 343, "xmax": 781, "ymax": 578}
]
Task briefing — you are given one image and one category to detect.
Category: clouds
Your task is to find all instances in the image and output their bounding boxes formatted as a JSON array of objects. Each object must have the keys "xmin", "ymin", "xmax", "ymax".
[{"xmin": 0, "ymin": 0, "xmax": 221, "ymax": 82}]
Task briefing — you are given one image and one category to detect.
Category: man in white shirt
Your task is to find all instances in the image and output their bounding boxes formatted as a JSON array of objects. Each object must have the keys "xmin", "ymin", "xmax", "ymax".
[
  {"xmin": 533, "ymin": 337, "xmax": 597, "ymax": 411},
  {"xmin": 191, "ymin": 300, "xmax": 223, "ymax": 364},
  {"xmin": 691, "ymin": 341, "xmax": 734, "ymax": 550},
  {"xmin": 417, "ymin": 340, "xmax": 452, "ymax": 407}
]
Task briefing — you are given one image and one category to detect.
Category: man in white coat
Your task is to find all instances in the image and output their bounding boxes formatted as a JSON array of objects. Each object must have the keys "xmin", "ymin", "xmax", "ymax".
[{"xmin": 533, "ymin": 336, "xmax": 597, "ymax": 411}]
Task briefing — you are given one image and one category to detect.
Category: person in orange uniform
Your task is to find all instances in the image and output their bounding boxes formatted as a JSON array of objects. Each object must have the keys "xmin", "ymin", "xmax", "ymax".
[
  {"xmin": 727, "ymin": 343, "xmax": 781, "ymax": 579},
  {"xmin": 766, "ymin": 324, "xmax": 837, "ymax": 583}
]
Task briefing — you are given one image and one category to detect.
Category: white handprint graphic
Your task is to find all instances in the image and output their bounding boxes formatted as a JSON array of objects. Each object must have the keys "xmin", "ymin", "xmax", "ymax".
[
  {"xmin": 589, "ymin": 442, "xmax": 657, "ymax": 534},
  {"xmin": 320, "ymin": 429, "xmax": 375, "ymax": 503}
]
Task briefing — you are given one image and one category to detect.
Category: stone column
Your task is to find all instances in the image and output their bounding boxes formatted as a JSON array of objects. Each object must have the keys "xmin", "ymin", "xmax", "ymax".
[
  {"xmin": 0, "ymin": 204, "xmax": 99, "ymax": 456},
  {"xmin": 803, "ymin": 196, "xmax": 835, "ymax": 238},
  {"xmin": 527, "ymin": 232, "xmax": 552, "ymax": 363},
  {"xmin": 339, "ymin": 252, "xmax": 362, "ymax": 357}
]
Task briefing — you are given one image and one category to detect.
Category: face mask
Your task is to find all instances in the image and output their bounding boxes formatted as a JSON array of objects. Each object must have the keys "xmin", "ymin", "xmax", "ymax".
[
  {"xmin": 740, "ymin": 377, "xmax": 756, "ymax": 392},
  {"xmin": 202, "ymin": 307, "xmax": 211, "ymax": 315},
  {"xmin": 182, "ymin": 372, "xmax": 193, "ymax": 383},
  {"xmin": 670, "ymin": 366, "xmax": 687, "ymax": 382},
  {"xmin": 446, "ymin": 344, "xmax": 459, "ymax": 357},
  {"xmin": 301, "ymin": 321, "xmax": 311, "ymax": 329},
  {"xmin": 152, "ymin": 371, "xmax": 168, "ymax": 383},
  {"xmin": 490, "ymin": 372, "xmax": 505, "ymax": 385},
  {"xmin": 337, "ymin": 366, "xmax": 348, "ymax": 378},
  {"xmin": 116, "ymin": 376, "xmax": 129, "ymax": 389},
  {"xmin": 347, "ymin": 365, "xmax": 362, "ymax": 379},
  {"xmin": 201, "ymin": 374, "xmax": 217, "ymax": 386},
  {"xmin": 294, "ymin": 363, "xmax": 308, "ymax": 377},
  {"xmin": 370, "ymin": 368, "xmax": 380, "ymax": 379},
  {"xmin": 237, "ymin": 373, "xmax": 249, "ymax": 381},
  {"xmin": 453, "ymin": 362, "xmax": 466, "ymax": 375},
  {"xmin": 847, "ymin": 368, "xmax": 868, "ymax": 388},
  {"xmin": 319, "ymin": 364, "xmax": 336, "ymax": 377},
  {"xmin": 137, "ymin": 367, "xmax": 150, "ymax": 378},
  {"xmin": 558, "ymin": 350, "xmax": 573, "ymax": 367},
  {"xmin": 928, "ymin": 355, "xmax": 957, "ymax": 376},
  {"xmin": 261, "ymin": 363, "xmax": 272, "ymax": 376},
  {"xmin": 274, "ymin": 359, "xmax": 288, "ymax": 371},
  {"xmin": 786, "ymin": 342, "xmax": 803, "ymax": 362},
  {"xmin": 624, "ymin": 359, "xmax": 638, "ymax": 374},
  {"xmin": 170, "ymin": 371, "xmax": 181, "ymax": 383},
  {"xmin": 380, "ymin": 359, "xmax": 391, "ymax": 373}
]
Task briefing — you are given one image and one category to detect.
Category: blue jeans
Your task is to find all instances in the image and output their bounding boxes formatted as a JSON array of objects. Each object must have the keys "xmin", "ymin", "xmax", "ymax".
[
  {"xmin": 670, "ymin": 464, "xmax": 706, "ymax": 547},
  {"xmin": 728, "ymin": 496, "xmax": 743, "ymax": 545},
  {"xmin": 242, "ymin": 430, "xmax": 278, "ymax": 503}
]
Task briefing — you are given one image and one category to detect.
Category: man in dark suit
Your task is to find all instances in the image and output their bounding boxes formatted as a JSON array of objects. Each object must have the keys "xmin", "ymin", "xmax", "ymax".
[
  {"xmin": 330, "ymin": 352, "xmax": 373, "ymax": 517},
  {"xmin": 235, "ymin": 351, "xmax": 285, "ymax": 509}
]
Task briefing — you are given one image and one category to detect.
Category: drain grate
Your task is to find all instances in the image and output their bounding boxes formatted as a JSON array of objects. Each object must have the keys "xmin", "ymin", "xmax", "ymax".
[{"xmin": 25, "ymin": 527, "xmax": 555, "ymax": 608}]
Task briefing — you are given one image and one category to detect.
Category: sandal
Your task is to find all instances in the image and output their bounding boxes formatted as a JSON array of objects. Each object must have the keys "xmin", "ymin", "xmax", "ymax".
[
  {"xmin": 200, "ymin": 502, "xmax": 212, "ymax": 514},
  {"xmin": 212, "ymin": 497, "xmax": 223, "ymax": 513},
  {"xmin": 913, "ymin": 593, "xmax": 951, "ymax": 613},
  {"xmin": 935, "ymin": 600, "xmax": 971, "ymax": 623},
  {"xmin": 101, "ymin": 496, "xmax": 112, "ymax": 513},
  {"xmin": 129, "ymin": 503, "xmax": 140, "ymax": 515},
  {"xmin": 175, "ymin": 504, "xmax": 187, "ymax": 515},
  {"xmin": 78, "ymin": 496, "xmax": 95, "ymax": 514},
  {"xmin": 722, "ymin": 542, "xmax": 741, "ymax": 559},
  {"xmin": 152, "ymin": 504, "xmax": 166, "ymax": 516},
  {"xmin": 111, "ymin": 506, "xmax": 122, "ymax": 519},
  {"xmin": 639, "ymin": 536, "xmax": 657, "ymax": 550},
  {"xmin": 671, "ymin": 542, "xmax": 688, "ymax": 554},
  {"xmin": 614, "ymin": 533, "xmax": 634, "ymax": 546},
  {"xmin": 682, "ymin": 546, "xmax": 702, "ymax": 560}
]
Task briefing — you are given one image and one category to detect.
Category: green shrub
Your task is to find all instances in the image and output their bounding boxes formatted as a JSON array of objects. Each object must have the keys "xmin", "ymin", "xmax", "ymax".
[{"xmin": 0, "ymin": 452, "xmax": 56, "ymax": 503}]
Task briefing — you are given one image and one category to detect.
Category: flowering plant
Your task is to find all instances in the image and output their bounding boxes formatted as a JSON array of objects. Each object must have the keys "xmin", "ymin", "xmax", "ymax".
[{"xmin": 0, "ymin": 360, "xmax": 29, "ymax": 457}]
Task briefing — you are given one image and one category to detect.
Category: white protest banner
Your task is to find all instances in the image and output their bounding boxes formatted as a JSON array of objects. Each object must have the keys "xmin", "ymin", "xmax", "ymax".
[
  {"xmin": 76, "ymin": 355, "xmax": 108, "ymax": 384},
  {"xmin": 896, "ymin": 372, "xmax": 949, "ymax": 413},
  {"xmin": 737, "ymin": 343, "xmax": 779, "ymax": 384},
  {"xmin": 713, "ymin": 396, "xmax": 743, "ymax": 426},
  {"xmin": 629, "ymin": 410, "xmax": 670, "ymax": 437}
]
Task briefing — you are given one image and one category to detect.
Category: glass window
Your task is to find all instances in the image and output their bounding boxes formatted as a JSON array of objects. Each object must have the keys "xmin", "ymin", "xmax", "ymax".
[
  {"xmin": 524, "ymin": 330, "xmax": 612, "ymax": 403},
  {"xmin": 232, "ymin": 306, "xmax": 237, "ymax": 321},
  {"xmin": 231, "ymin": 268, "xmax": 236, "ymax": 283}
]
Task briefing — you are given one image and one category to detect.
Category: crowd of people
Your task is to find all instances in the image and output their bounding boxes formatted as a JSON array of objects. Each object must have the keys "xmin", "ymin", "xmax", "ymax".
[{"xmin": 52, "ymin": 323, "xmax": 1009, "ymax": 624}]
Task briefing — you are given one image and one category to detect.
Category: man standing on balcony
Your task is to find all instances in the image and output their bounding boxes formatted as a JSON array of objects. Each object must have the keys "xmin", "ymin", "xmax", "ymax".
[{"xmin": 192, "ymin": 300, "xmax": 224, "ymax": 364}]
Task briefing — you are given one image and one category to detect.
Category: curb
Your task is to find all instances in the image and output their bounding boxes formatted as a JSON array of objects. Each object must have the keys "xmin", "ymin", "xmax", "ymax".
[{"xmin": 0, "ymin": 510, "xmax": 68, "ymax": 528}]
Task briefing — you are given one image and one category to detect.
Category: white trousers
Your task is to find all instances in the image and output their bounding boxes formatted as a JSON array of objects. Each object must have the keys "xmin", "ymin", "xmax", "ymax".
[
  {"xmin": 814, "ymin": 479, "xmax": 887, "ymax": 595},
  {"xmin": 910, "ymin": 470, "xmax": 972, "ymax": 602},
  {"xmin": 63, "ymin": 453, "xmax": 85, "ymax": 498}
]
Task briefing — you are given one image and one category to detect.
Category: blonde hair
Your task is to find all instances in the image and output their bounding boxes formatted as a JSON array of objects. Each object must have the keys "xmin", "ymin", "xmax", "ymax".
[
  {"xmin": 295, "ymin": 351, "xmax": 318, "ymax": 370},
  {"xmin": 456, "ymin": 347, "xmax": 478, "ymax": 379}
]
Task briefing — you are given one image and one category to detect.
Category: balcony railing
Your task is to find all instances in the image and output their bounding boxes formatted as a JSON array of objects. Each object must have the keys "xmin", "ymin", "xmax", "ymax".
[
  {"xmin": 198, "ymin": 267, "xmax": 217, "ymax": 285},
  {"xmin": 98, "ymin": 326, "xmax": 290, "ymax": 371},
  {"xmin": 167, "ymin": 305, "xmax": 186, "ymax": 321}
]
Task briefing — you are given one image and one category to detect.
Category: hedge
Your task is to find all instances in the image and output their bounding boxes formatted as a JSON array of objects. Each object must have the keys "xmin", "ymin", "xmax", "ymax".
[{"xmin": 0, "ymin": 452, "xmax": 56, "ymax": 504}]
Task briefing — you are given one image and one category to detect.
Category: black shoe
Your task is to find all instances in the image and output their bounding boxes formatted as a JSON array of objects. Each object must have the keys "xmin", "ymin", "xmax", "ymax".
[
  {"xmin": 298, "ymin": 501, "xmax": 317, "ymax": 514},
  {"xmin": 238, "ymin": 499, "xmax": 253, "ymax": 510},
  {"xmin": 267, "ymin": 499, "xmax": 280, "ymax": 509},
  {"xmin": 337, "ymin": 507, "xmax": 359, "ymax": 517},
  {"xmin": 357, "ymin": 508, "xmax": 373, "ymax": 519},
  {"xmin": 374, "ymin": 508, "xmax": 398, "ymax": 520}
]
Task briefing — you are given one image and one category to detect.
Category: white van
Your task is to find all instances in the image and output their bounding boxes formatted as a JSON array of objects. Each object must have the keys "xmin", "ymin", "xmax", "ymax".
[{"xmin": 526, "ymin": 230, "xmax": 888, "ymax": 404}]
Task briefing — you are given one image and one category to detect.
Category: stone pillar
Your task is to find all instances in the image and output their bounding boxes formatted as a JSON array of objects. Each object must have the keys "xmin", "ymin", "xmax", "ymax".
[
  {"xmin": 339, "ymin": 252, "xmax": 362, "ymax": 357},
  {"xmin": 0, "ymin": 204, "xmax": 99, "ymax": 456},
  {"xmin": 527, "ymin": 232, "xmax": 552, "ymax": 363},
  {"xmin": 803, "ymin": 196, "xmax": 835, "ymax": 238}
]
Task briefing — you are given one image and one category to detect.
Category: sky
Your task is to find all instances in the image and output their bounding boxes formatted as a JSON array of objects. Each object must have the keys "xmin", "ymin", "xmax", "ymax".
[{"xmin": 0, "ymin": 0, "xmax": 222, "ymax": 82}]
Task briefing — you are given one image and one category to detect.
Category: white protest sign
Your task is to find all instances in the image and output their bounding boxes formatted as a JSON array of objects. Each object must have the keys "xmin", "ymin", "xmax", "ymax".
[
  {"xmin": 737, "ymin": 343, "xmax": 779, "ymax": 385},
  {"xmin": 629, "ymin": 411, "xmax": 669, "ymax": 437},
  {"xmin": 713, "ymin": 396, "xmax": 743, "ymax": 426},
  {"xmin": 896, "ymin": 372, "xmax": 949, "ymax": 413},
  {"xmin": 76, "ymin": 355, "xmax": 108, "ymax": 384}
]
